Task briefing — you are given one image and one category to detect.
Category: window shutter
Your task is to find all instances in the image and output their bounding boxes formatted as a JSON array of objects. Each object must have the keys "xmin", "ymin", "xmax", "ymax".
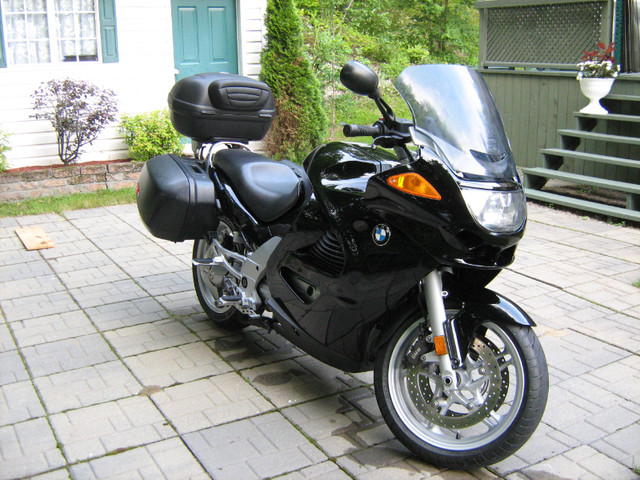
[
  {"xmin": 99, "ymin": 0, "xmax": 118, "ymax": 63},
  {"xmin": 0, "ymin": 2, "xmax": 6, "ymax": 68}
]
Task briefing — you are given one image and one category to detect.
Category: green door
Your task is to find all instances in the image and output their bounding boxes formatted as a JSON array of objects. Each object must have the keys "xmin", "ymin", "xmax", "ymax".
[{"xmin": 171, "ymin": 0, "xmax": 238, "ymax": 80}]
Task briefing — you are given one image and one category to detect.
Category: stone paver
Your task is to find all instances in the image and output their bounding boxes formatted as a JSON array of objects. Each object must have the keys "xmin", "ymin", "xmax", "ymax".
[
  {"xmin": 0, "ymin": 381, "xmax": 45, "ymax": 426},
  {"xmin": 50, "ymin": 396, "xmax": 175, "ymax": 463},
  {"xmin": 0, "ymin": 418, "xmax": 66, "ymax": 480},
  {"xmin": 242, "ymin": 357, "xmax": 361, "ymax": 408},
  {"xmin": 21, "ymin": 333, "xmax": 117, "ymax": 378},
  {"xmin": 34, "ymin": 361, "xmax": 142, "ymax": 414},
  {"xmin": 183, "ymin": 412, "xmax": 327, "ymax": 480},
  {"xmin": 0, "ymin": 202, "xmax": 639, "ymax": 480},
  {"xmin": 104, "ymin": 319, "xmax": 199, "ymax": 357},
  {"xmin": 0, "ymin": 350, "xmax": 29, "ymax": 385},
  {"xmin": 282, "ymin": 388, "xmax": 392, "ymax": 458},
  {"xmin": 69, "ymin": 438, "xmax": 210, "ymax": 480},
  {"xmin": 151, "ymin": 372, "xmax": 273, "ymax": 434},
  {"xmin": 124, "ymin": 342, "xmax": 232, "ymax": 388},
  {"xmin": 1, "ymin": 291, "xmax": 78, "ymax": 322},
  {"xmin": 10, "ymin": 310, "xmax": 97, "ymax": 347},
  {"xmin": 209, "ymin": 328, "xmax": 304, "ymax": 370}
]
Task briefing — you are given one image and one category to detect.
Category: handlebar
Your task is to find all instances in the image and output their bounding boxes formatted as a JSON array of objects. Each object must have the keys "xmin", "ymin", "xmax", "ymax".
[{"xmin": 342, "ymin": 123, "xmax": 383, "ymax": 138}]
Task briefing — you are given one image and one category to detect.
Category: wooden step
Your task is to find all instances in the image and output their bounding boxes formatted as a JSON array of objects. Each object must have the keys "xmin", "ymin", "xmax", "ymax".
[
  {"xmin": 575, "ymin": 112, "xmax": 640, "ymax": 123},
  {"xmin": 604, "ymin": 94, "xmax": 640, "ymax": 102},
  {"xmin": 523, "ymin": 167, "xmax": 640, "ymax": 194},
  {"xmin": 540, "ymin": 148, "xmax": 640, "ymax": 169},
  {"xmin": 524, "ymin": 189, "xmax": 640, "ymax": 222},
  {"xmin": 601, "ymin": 95, "xmax": 640, "ymax": 116},
  {"xmin": 557, "ymin": 129, "xmax": 640, "ymax": 146}
]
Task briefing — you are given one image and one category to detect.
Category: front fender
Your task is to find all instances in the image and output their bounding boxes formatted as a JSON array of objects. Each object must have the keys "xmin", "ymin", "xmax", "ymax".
[
  {"xmin": 366, "ymin": 278, "xmax": 535, "ymax": 369},
  {"xmin": 447, "ymin": 282, "xmax": 536, "ymax": 368},
  {"xmin": 444, "ymin": 272, "xmax": 535, "ymax": 327},
  {"xmin": 456, "ymin": 289, "xmax": 536, "ymax": 327}
]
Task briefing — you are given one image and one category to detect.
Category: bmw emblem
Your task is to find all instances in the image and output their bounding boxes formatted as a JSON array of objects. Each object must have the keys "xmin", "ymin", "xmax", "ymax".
[{"xmin": 372, "ymin": 224, "xmax": 391, "ymax": 246}]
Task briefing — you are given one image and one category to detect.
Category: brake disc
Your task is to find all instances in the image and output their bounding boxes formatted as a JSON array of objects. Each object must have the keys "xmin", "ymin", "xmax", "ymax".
[{"xmin": 405, "ymin": 336, "xmax": 507, "ymax": 429}]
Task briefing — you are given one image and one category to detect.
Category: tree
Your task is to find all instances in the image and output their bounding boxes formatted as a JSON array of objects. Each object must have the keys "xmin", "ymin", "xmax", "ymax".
[
  {"xmin": 260, "ymin": 0, "xmax": 327, "ymax": 162},
  {"xmin": 297, "ymin": 0, "xmax": 479, "ymax": 71},
  {"xmin": 296, "ymin": 0, "xmax": 479, "ymax": 137}
]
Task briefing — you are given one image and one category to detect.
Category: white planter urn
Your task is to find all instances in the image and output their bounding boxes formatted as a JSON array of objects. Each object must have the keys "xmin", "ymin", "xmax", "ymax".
[{"xmin": 579, "ymin": 77, "xmax": 615, "ymax": 115}]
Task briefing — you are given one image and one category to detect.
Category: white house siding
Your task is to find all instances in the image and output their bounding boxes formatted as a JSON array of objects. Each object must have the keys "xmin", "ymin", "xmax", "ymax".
[
  {"xmin": 239, "ymin": 0, "xmax": 267, "ymax": 78},
  {"xmin": 1, "ymin": 0, "xmax": 266, "ymax": 170}
]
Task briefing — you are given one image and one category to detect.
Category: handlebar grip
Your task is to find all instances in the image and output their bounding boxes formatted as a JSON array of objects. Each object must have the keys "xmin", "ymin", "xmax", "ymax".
[{"xmin": 343, "ymin": 124, "xmax": 382, "ymax": 137}]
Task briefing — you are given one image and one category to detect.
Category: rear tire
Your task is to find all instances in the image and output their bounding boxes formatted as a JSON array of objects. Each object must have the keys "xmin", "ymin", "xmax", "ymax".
[
  {"xmin": 192, "ymin": 220, "xmax": 247, "ymax": 330},
  {"xmin": 374, "ymin": 313, "xmax": 548, "ymax": 468}
]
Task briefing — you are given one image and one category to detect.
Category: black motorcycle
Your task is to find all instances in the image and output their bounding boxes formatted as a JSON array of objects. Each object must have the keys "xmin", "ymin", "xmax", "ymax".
[{"xmin": 137, "ymin": 61, "xmax": 549, "ymax": 468}]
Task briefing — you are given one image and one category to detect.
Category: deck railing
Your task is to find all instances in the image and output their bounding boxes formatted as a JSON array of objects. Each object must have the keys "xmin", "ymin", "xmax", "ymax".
[{"xmin": 476, "ymin": 0, "xmax": 615, "ymax": 71}]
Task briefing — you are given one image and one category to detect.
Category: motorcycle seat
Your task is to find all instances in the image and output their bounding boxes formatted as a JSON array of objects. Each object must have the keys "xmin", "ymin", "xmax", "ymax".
[{"xmin": 214, "ymin": 149, "xmax": 304, "ymax": 223}]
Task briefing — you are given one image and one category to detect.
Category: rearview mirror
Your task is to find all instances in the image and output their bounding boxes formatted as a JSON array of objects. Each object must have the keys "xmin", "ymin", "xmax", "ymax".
[{"xmin": 340, "ymin": 61, "xmax": 380, "ymax": 99}]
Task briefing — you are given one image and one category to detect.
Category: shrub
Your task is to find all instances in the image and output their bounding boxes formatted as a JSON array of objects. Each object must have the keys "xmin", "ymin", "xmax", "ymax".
[
  {"xmin": 260, "ymin": 0, "xmax": 327, "ymax": 162},
  {"xmin": 118, "ymin": 110, "xmax": 184, "ymax": 162},
  {"xmin": 0, "ymin": 129, "xmax": 10, "ymax": 173},
  {"xmin": 31, "ymin": 79, "xmax": 118, "ymax": 165}
]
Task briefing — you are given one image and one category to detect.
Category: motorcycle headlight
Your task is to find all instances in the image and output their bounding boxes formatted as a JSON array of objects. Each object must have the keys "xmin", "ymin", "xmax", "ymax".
[{"xmin": 461, "ymin": 188, "xmax": 526, "ymax": 233}]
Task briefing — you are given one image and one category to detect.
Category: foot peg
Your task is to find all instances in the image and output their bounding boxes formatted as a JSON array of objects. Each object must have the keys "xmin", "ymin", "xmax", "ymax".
[{"xmin": 220, "ymin": 295, "xmax": 242, "ymax": 302}]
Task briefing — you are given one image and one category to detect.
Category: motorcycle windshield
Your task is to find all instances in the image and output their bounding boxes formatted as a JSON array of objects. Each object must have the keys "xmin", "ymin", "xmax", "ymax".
[{"xmin": 395, "ymin": 65, "xmax": 518, "ymax": 183}]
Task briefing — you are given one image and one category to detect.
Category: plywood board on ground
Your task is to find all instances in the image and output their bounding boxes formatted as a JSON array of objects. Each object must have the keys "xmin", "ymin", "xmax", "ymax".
[{"xmin": 15, "ymin": 226, "xmax": 55, "ymax": 250}]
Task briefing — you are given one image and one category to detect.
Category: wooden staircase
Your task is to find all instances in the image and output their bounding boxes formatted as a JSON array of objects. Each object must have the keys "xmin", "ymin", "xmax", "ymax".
[{"xmin": 523, "ymin": 94, "xmax": 640, "ymax": 222}]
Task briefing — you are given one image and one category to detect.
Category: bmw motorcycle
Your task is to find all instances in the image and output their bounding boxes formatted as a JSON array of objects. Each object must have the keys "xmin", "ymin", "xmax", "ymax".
[{"xmin": 136, "ymin": 61, "xmax": 549, "ymax": 468}]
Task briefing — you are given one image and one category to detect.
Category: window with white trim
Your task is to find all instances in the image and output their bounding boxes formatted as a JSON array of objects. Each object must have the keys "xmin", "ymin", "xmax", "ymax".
[{"xmin": 0, "ymin": 0, "xmax": 116, "ymax": 66}]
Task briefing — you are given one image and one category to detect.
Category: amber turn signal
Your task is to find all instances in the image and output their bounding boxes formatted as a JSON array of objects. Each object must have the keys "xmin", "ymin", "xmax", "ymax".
[{"xmin": 387, "ymin": 173, "xmax": 441, "ymax": 200}]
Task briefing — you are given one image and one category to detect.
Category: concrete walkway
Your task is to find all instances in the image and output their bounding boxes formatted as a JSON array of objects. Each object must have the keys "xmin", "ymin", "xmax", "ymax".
[{"xmin": 1, "ymin": 202, "xmax": 639, "ymax": 480}]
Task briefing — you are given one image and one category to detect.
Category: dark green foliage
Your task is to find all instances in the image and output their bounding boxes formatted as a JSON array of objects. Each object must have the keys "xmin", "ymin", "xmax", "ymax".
[
  {"xmin": 297, "ymin": 0, "xmax": 478, "ymax": 70},
  {"xmin": 118, "ymin": 110, "xmax": 184, "ymax": 162},
  {"xmin": 0, "ymin": 129, "xmax": 10, "ymax": 172},
  {"xmin": 260, "ymin": 0, "xmax": 327, "ymax": 162},
  {"xmin": 296, "ymin": 0, "xmax": 478, "ymax": 138}
]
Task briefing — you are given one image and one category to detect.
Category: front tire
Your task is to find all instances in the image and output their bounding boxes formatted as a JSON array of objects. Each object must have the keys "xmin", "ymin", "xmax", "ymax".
[
  {"xmin": 192, "ymin": 220, "xmax": 247, "ymax": 330},
  {"xmin": 374, "ymin": 313, "xmax": 548, "ymax": 468}
]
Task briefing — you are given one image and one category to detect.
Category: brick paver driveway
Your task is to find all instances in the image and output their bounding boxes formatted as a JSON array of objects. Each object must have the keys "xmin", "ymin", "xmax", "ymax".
[{"xmin": 1, "ymin": 202, "xmax": 639, "ymax": 479}]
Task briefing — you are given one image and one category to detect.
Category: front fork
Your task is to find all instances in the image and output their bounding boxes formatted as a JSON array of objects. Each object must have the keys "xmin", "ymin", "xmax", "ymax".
[{"xmin": 422, "ymin": 269, "xmax": 462, "ymax": 389}]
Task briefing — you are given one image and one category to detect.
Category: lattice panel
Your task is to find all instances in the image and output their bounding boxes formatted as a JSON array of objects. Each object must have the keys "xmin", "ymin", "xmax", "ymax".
[{"xmin": 485, "ymin": 1, "xmax": 607, "ymax": 66}]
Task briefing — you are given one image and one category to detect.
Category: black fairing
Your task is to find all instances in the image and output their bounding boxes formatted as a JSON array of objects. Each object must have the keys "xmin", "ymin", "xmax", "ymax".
[
  {"xmin": 364, "ymin": 158, "xmax": 524, "ymax": 269},
  {"xmin": 265, "ymin": 143, "xmax": 433, "ymax": 371},
  {"xmin": 263, "ymin": 142, "xmax": 524, "ymax": 372}
]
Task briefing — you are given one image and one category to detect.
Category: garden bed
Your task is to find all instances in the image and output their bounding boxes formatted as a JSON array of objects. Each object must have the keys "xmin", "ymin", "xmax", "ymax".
[{"xmin": 0, "ymin": 160, "xmax": 144, "ymax": 203}]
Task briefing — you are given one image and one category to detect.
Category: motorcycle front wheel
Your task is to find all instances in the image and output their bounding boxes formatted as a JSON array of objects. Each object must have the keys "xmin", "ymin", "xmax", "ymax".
[
  {"xmin": 192, "ymin": 220, "xmax": 247, "ymax": 330},
  {"xmin": 374, "ymin": 314, "xmax": 548, "ymax": 468}
]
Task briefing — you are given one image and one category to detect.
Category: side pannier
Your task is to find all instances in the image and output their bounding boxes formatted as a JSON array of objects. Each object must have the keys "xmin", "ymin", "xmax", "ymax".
[{"xmin": 137, "ymin": 154, "xmax": 216, "ymax": 242}]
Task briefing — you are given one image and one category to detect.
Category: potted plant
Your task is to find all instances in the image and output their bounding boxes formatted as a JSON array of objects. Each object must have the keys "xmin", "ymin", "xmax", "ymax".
[{"xmin": 577, "ymin": 42, "xmax": 620, "ymax": 115}]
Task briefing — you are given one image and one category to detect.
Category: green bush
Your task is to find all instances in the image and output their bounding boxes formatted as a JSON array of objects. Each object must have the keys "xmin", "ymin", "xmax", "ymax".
[
  {"xmin": 0, "ymin": 129, "xmax": 11, "ymax": 173},
  {"xmin": 118, "ymin": 110, "xmax": 183, "ymax": 162},
  {"xmin": 260, "ymin": 0, "xmax": 327, "ymax": 162}
]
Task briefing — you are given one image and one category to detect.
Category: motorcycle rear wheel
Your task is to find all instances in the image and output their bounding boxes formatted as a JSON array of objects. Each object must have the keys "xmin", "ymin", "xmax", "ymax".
[
  {"xmin": 374, "ymin": 314, "xmax": 548, "ymax": 468},
  {"xmin": 192, "ymin": 220, "xmax": 247, "ymax": 330}
]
